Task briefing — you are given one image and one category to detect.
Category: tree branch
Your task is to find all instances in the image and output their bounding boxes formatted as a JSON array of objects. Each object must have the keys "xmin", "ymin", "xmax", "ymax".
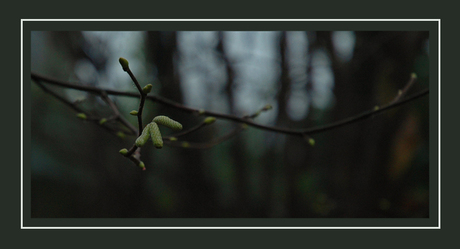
[{"xmin": 30, "ymin": 72, "xmax": 429, "ymax": 138}]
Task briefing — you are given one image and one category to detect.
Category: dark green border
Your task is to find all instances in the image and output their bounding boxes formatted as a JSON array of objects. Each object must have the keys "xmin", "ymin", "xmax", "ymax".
[
  {"xmin": 23, "ymin": 20, "xmax": 439, "ymax": 228},
  {"xmin": 26, "ymin": 20, "xmax": 432, "ymax": 31}
]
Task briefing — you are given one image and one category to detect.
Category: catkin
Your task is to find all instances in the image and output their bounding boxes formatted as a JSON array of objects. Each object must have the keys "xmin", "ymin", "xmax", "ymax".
[
  {"xmin": 135, "ymin": 123, "xmax": 152, "ymax": 147},
  {"xmin": 152, "ymin": 115, "xmax": 183, "ymax": 131},
  {"xmin": 149, "ymin": 122, "xmax": 163, "ymax": 148}
]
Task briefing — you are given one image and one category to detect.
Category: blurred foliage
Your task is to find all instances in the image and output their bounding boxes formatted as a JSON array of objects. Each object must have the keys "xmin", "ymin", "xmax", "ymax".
[{"xmin": 30, "ymin": 31, "xmax": 430, "ymax": 218}]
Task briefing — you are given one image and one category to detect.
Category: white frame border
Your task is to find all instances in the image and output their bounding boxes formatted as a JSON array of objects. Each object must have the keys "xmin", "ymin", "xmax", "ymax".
[{"xmin": 21, "ymin": 19, "xmax": 441, "ymax": 229}]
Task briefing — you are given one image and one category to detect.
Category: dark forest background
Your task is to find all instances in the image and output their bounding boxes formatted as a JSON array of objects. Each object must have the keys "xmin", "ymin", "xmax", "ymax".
[{"xmin": 30, "ymin": 31, "xmax": 429, "ymax": 218}]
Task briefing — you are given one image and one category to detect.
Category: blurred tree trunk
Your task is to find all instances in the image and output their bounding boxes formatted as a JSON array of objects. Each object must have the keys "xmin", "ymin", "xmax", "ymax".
[
  {"xmin": 322, "ymin": 31, "xmax": 427, "ymax": 217},
  {"xmin": 278, "ymin": 32, "xmax": 301, "ymax": 217},
  {"xmin": 217, "ymin": 32, "xmax": 252, "ymax": 217},
  {"xmin": 260, "ymin": 32, "xmax": 293, "ymax": 217},
  {"xmin": 145, "ymin": 31, "xmax": 216, "ymax": 217}
]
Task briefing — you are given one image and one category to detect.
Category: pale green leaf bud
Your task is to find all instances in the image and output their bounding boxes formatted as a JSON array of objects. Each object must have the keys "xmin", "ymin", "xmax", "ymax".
[
  {"xmin": 116, "ymin": 131, "xmax": 125, "ymax": 139},
  {"xmin": 76, "ymin": 113, "xmax": 87, "ymax": 120},
  {"xmin": 169, "ymin": 137, "xmax": 178, "ymax": 141},
  {"xmin": 204, "ymin": 117, "xmax": 216, "ymax": 125},
  {"xmin": 130, "ymin": 110, "xmax": 139, "ymax": 116},
  {"xmin": 152, "ymin": 115, "xmax": 183, "ymax": 131},
  {"xmin": 149, "ymin": 122, "xmax": 163, "ymax": 149},
  {"xmin": 119, "ymin": 148, "xmax": 128, "ymax": 155},
  {"xmin": 119, "ymin": 57, "xmax": 129, "ymax": 71},
  {"xmin": 99, "ymin": 118, "xmax": 107, "ymax": 125},
  {"xmin": 308, "ymin": 138, "xmax": 315, "ymax": 147},
  {"xmin": 181, "ymin": 142, "xmax": 190, "ymax": 148},
  {"xmin": 138, "ymin": 161, "xmax": 146, "ymax": 170},
  {"xmin": 135, "ymin": 124, "xmax": 152, "ymax": 147},
  {"xmin": 142, "ymin": 84, "xmax": 153, "ymax": 94}
]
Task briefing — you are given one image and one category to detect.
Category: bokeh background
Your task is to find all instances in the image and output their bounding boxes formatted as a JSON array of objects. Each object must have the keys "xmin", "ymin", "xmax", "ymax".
[{"xmin": 30, "ymin": 31, "xmax": 430, "ymax": 218}]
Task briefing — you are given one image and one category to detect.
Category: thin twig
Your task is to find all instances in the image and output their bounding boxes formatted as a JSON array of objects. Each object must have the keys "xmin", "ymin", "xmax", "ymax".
[
  {"xmin": 389, "ymin": 73, "xmax": 418, "ymax": 105},
  {"xmin": 163, "ymin": 105, "xmax": 272, "ymax": 149},
  {"xmin": 32, "ymin": 78, "xmax": 121, "ymax": 135},
  {"xmin": 100, "ymin": 91, "xmax": 137, "ymax": 135},
  {"xmin": 163, "ymin": 122, "xmax": 208, "ymax": 139},
  {"xmin": 164, "ymin": 126, "xmax": 245, "ymax": 149},
  {"xmin": 124, "ymin": 68, "xmax": 147, "ymax": 136}
]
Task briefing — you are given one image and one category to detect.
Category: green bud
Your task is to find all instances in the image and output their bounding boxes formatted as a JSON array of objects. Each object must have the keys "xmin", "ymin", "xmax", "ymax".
[
  {"xmin": 308, "ymin": 138, "xmax": 315, "ymax": 147},
  {"xmin": 411, "ymin": 72, "xmax": 417, "ymax": 79},
  {"xmin": 204, "ymin": 117, "xmax": 216, "ymax": 125},
  {"xmin": 142, "ymin": 84, "xmax": 153, "ymax": 94},
  {"xmin": 99, "ymin": 118, "xmax": 107, "ymax": 125},
  {"xmin": 130, "ymin": 110, "xmax": 139, "ymax": 116},
  {"xmin": 374, "ymin": 106, "xmax": 380, "ymax": 111},
  {"xmin": 138, "ymin": 161, "xmax": 146, "ymax": 170},
  {"xmin": 181, "ymin": 142, "xmax": 190, "ymax": 148},
  {"xmin": 119, "ymin": 148, "xmax": 128, "ymax": 155},
  {"xmin": 76, "ymin": 113, "xmax": 87, "ymax": 120},
  {"xmin": 198, "ymin": 109, "xmax": 205, "ymax": 115},
  {"xmin": 153, "ymin": 115, "xmax": 183, "ymax": 131},
  {"xmin": 149, "ymin": 122, "xmax": 163, "ymax": 149},
  {"xmin": 169, "ymin": 137, "xmax": 178, "ymax": 141},
  {"xmin": 119, "ymin": 57, "xmax": 129, "ymax": 71},
  {"xmin": 135, "ymin": 124, "xmax": 152, "ymax": 147},
  {"xmin": 116, "ymin": 131, "xmax": 125, "ymax": 139}
]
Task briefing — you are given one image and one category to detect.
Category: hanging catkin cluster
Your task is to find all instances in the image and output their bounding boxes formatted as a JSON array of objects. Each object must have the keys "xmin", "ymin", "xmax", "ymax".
[{"xmin": 135, "ymin": 115, "xmax": 183, "ymax": 149}]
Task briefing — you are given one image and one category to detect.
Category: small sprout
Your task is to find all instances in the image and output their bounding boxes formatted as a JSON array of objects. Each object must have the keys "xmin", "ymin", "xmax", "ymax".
[
  {"xmin": 119, "ymin": 57, "xmax": 130, "ymax": 72},
  {"xmin": 153, "ymin": 115, "xmax": 183, "ymax": 131},
  {"xmin": 262, "ymin": 104, "xmax": 273, "ymax": 111},
  {"xmin": 204, "ymin": 117, "xmax": 216, "ymax": 125},
  {"xmin": 135, "ymin": 123, "xmax": 152, "ymax": 147},
  {"xmin": 130, "ymin": 110, "xmax": 139, "ymax": 116},
  {"xmin": 308, "ymin": 138, "xmax": 315, "ymax": 147},
  {"xmin": 116, "ymin": 131, "xmax": 125, "ymax": 139},
  {"xmin": 76, "ymin": 113, "xmax": 87, "ymax": 120},
  {"xmin": 398, "ymin": 89, "xmax": 403, "ymax": 95},
  {"xmin": 181, "ymin": 142, "xmax": 190, "ymax": 148},
  {"xmin": 119, "ymin": 148, "xmax": 128, "ymax": 155},
  {"xmin": 198, "ymin": 109, "xmax": 205, "ymax": 115},
  {"xmin": 411, "ymin": 72, "xmax": 417, "ymax": 80},
  {"xmin": 374, "ymin": 106, "xmax": 380, "ymax": 111},
  {"xmin": 169, "ymin": 137, "xmax": 178, "ymax": 141},
  {"xmin": 138, "ymin": 161, "xmax": 146, "ymax": 170},
  {"xmin": 142, "ymin": 84, "xmax": 153, "ymax": 94},
  {"xmin": 99, "ymin": 118, "xmax": 107, "ymax": 125},
  {"xmin": 149, "ymin": 122, "xmax": 163, "ymax": 149}
]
